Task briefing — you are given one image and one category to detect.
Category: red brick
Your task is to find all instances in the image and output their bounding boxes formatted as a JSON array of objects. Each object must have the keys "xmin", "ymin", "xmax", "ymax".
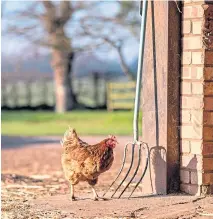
[
  {"xmin": 180, "ymin": 169, "xmax": 190, "ymax": 183},
  {"xmin": 181, "ymin": 82, "xmax": 192, "ymax": 95},
  {"xmin": 203, "ymin": 142, "xmax": 213, "ymax": 155},
  {"xmin": 192, "ymin": 51, "xmax": 204, "ymax": 64},
  {"xmin": 190, "ymin": 140, "xmax": 203, "ymax": 155},
  {"xmin": 203, "ymin": 173, "xmax": 213, "ymax": 184},
  {"xmin": 182, "ymin": 36, "xmax": 202, "ymax": 50},
  {"xmin": 191, "ymin": 82, "xmax": 203, "ymax": 94},
  {"xmin": 203, "ymin": 158, "xmax": 213, "ymax": 171},
  {"xmin": 181, "ymin": 96, "xmax": 204, "ymax": 109},
  {"xmin": 205, "ymin": 51, "xmax": 213, "ymax": 65},
  {"xmin": 204, "ymin": 67, "xmax": 213, "ymax": 80},
  {"xmin": 204, "ymin": 97, "xmax": 213, "ymax": 110},
  {"xmin": 203, "ymin": 127, "xmax": 213, "ymax": 141},
  {"xmin": 204, "ymin": 111, "xmax": 213, "ymax": 125},
  {"xmin": 182, "ymin": 20, "xmax": 191, "ymax": 34},
  {"xmin": 191, "ymin": 67, "xmax": 204, "ymax": 80},
  {"xmin": 192, "ymin": 21, "xmax": 203, "ymax": 34},
  {"xmin": 181, "ymin": 140, "xmax": 191, "ymax": 153},
  {"xmin": 191, "ymin": 171, "xmax": 203, "ymax": 185},
  {"xmin": 204, "ymin": 82, "xmax": 213, "ymax": 95},
  {"xmin": 182, "ymin": 52, "xmax": 192, "ymax": 64},
  {"xmin": 182, "ymin": 67, "xmax": 191, "ymax": 79}
]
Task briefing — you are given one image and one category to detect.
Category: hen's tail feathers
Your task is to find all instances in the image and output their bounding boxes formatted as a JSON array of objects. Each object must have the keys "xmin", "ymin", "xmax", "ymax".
[{"xmin": 60, "ymin": 127, "xmax": 78, "ymax": 146}]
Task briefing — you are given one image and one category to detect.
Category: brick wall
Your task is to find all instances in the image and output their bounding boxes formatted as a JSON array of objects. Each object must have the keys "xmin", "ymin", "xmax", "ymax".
[{"xmin": 180, "ymin": 1, "xmax": 213, "ymax": 195}]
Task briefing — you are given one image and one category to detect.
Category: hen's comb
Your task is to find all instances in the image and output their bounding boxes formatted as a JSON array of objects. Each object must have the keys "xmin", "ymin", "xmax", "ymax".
[{"xmin": 108, "ymin": 135, "xmax": 118, "ymax": 143}]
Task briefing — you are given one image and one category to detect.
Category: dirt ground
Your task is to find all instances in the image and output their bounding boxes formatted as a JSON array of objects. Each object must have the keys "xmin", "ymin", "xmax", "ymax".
[{"xmin": 1, "ymin": 136, "xmax": 213, "ymax": 219}]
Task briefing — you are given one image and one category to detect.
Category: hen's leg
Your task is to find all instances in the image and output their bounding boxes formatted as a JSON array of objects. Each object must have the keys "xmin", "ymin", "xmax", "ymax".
[
  {"xmin": 88, "ymin": 179, "xmax": 99, "ymax": 200},
  {"xmin": 70, "ymin": 184, "xmax": 76, "ymax": 201},
  {"xmin": 91, "ymin": 186, "xmax": 99, "ymax": 201},
  {"xmin": 88, "ymin": 179, "xmax": 107, "ymax": 201},
  {"xmin": 91, "ymin": 186, "xmax": 108, "ymax": 201}
]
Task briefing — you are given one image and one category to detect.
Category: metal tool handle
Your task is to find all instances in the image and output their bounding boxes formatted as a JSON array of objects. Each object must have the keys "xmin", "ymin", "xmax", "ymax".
[
  {"xmin": 140, "ymin": 0, "xmax": 143, "ymax": 16},
  {"xmin": 133, "ymin": 0, "xmax": 148, "ymax": 142}
]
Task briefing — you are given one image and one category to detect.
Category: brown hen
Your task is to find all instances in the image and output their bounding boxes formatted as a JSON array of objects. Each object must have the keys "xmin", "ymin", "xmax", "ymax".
[{"xmin": 61, "ymin": 128, "xmax": 117, "ymax": 201}]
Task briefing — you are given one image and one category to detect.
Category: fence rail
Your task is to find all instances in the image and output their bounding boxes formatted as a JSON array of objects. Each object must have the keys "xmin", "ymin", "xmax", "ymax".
[{"xmin": 107, "ymin": 81, "xmax": 136, "ymax": 111}]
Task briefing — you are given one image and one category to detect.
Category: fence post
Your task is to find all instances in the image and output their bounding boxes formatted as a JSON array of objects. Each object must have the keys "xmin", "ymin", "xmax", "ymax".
[
  {"xmin": 104, "ymin": 76, "xmax": 108, "ymax": 109},
  {"xmin": 12, "ymin": 83, "xmax": 18, "ymax": 107},
  {"xmin": 106, "ymin": 82, "xmax": 112, "ymax": 111},
  {"xmin": 42, "ymin": 79, "xmax": 48, "ymax": 105},
  {"xmin": 26, "ymin": 80, "xmax": 32, "ymax": 107},
  {"xmin": 92, "ymin": 72, "xmax": 99, "ymax": 107},
  {"xmin": 1, "ymin": 80, "xmax": 6, "ymax": 107}
]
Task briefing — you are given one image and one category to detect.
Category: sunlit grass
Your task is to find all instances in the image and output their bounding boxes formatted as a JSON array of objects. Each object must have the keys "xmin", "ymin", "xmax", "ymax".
[{"xmin": 1, "ymin": 111, "xmax": 142, "ymax": 136}]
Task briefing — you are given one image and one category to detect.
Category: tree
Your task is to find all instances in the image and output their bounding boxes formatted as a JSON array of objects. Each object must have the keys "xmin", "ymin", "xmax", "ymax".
[
  {"xmin": 2, "ymin": 1, "xmax": 139, "ymax": 112},
  {"xmin": 42, "ymin": 1, "xmax": 73, "ymax": 112}
]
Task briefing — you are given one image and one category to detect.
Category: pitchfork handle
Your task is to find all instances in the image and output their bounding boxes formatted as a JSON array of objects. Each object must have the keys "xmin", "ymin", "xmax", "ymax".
[{"xmin": 133, "ymin": 0, "xmax": 148, "ymax": 142}]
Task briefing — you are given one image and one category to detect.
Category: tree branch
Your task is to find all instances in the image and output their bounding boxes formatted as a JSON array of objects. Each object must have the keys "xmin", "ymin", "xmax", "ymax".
[
  {"xmin": 81, "ymin": 25, "xmax": 135, "ymax": 80},
  {"xmin": 42, "ymin": 1, "xmax": 56, "ymax": 18},
  {"xmin": 59, "ymin": 1, "xmax": 72, "ymax": 25}
]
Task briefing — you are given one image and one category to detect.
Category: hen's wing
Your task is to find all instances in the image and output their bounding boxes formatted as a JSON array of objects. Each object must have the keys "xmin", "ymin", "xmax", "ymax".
[{"xmin": 61, "ymin": 128, "xmax": 90, "ymax": 160}]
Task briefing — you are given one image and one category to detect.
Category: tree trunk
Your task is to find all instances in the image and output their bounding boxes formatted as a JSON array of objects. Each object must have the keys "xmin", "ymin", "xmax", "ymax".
[
  {"xmin": 51, "ymin": 50, "xmax": 74, "ymax": 113},
  {"xmin": 50, "ymin": 31, "xmax": 75, "ymax": 113}
]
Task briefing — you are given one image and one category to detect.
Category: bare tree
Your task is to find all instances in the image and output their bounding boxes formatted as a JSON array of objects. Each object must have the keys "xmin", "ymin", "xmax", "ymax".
[
  {"xmin": 42, "ymin": 1, "xmax": 73, "ymax": 112},
  {"xmin": 3, "ymin": 1, "xmax": 139, "ymax": 112},
  {"xmin": 3, "ymin": 1, "xmax": 83, "ymax": 112}
]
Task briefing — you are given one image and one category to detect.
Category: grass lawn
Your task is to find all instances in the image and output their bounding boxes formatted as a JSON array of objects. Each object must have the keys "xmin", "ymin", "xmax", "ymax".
[{"xmin": 1, "ymin": 111, "xmax": 142, "ymax": 136}]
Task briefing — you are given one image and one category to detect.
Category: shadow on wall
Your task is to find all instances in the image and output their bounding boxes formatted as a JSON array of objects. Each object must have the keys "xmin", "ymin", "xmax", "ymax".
[
  {"xmin": 183, "ymin": 155, "xmax": 198, "ymax": 195},
  {"xmin": 149, "ymin": 146, "xmax": 167, "ymax": 194}
]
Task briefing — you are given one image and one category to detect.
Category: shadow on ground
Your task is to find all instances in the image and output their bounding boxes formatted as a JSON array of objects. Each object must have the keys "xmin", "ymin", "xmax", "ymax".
[{"xmin": 1, "ymin": 136, "xmax": 60, "ymax": 149}]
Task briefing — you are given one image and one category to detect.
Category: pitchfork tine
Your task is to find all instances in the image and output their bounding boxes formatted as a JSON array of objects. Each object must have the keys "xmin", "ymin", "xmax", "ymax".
[
  {"xmin": 111, "ymin": 144, "xmax": 135, "ymax": 198},
  {"xmin": 102, "ymin": 142, "xmax": 130, "ymax": 197},
  {"xmin": 128, "ymin": 143, "xmax": 149, "ymax": 198},
  {"xmin": 117, "ymin": 143, "xmax": 142, "ymax": 198},
  {"xmin": 104, "ymin": 0, "xmax": 149, "ymax": 199}
]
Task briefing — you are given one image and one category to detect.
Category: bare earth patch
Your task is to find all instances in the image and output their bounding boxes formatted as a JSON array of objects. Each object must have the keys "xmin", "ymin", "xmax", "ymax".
[{"xmin": 2, "ymin": 136, "xmax": 213, "ymax": 219}]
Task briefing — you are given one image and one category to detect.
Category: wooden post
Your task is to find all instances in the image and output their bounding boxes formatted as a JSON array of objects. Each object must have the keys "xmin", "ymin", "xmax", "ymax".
[{"xmin": 141, "ymin": 1, "xmax": 181, "ymax": 194}]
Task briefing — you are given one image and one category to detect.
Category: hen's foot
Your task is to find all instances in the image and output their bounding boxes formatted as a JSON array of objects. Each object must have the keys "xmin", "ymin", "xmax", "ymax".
[
  {"xmin": 93, "ymin": 196, "xmax": 108, "ymax": 201},
  {"xmin": 69, "ymin": 196, "xmax": 76, "ymax": 201}
]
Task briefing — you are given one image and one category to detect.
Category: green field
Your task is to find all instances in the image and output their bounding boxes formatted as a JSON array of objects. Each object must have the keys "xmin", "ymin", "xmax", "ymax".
[{"xmin": 1, "ymin": 111, "xmax": 142, "ymax": 136}]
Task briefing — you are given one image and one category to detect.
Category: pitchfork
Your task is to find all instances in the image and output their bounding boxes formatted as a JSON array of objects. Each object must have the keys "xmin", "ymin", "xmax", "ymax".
[{"xmin": 103, "ymin": 0, "xmax": 149, "ymax": 199}]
